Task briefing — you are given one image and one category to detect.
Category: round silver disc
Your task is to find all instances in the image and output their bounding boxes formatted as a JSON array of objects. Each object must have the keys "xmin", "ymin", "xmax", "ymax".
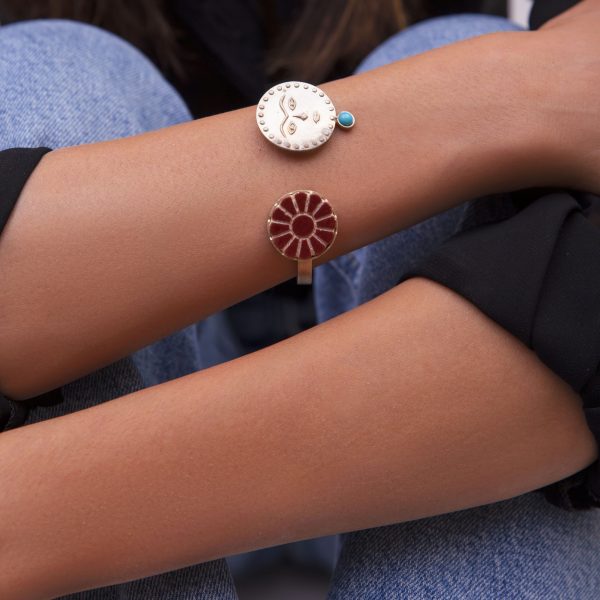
[{"xmin": 256, "ymin": 82, "xmax": 337, "ymax": 151}]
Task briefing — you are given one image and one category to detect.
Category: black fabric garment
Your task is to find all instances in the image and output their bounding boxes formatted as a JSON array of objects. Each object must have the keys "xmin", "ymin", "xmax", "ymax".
[
  {"xmin": 0, "ymin": 147, "xmax": 59, "ymax": 432},
  {"xmin": 171, "ymin": 0, "xmax": 510, "ymax": 118},
  {"xmin": 0, "ymin": 147, "xmax": 51, "ymax": 233},
  {"xmin": 0, "ymin": 393, "xmax": 28, "ymax": 431},
  {"xmin": 408, "ymin": 190, "xmax": 600, "ymax": 509},
  {"xmin": 530, "ymin": 0, "xmax": 581, "ymax": 28},
  {"xmin": 173, "ymin": 0, "xmax": 271, "ymax": 107}
]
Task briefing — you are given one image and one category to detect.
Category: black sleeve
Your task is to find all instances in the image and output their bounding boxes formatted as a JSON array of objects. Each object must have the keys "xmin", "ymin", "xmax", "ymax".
[
  {"xmin": 407, "ymin": 190, "xmax": 600, "ymax": 510},
  {"xmin": 0, "ymin": 148, "xmax": 52, "ymax": 231},
  {"xmin": 530, "ymin": 0, "xmax": 581, "ymax": 29},
  {"xmin": 0, "ymin": 147, "xmax": 56, "ymax": 432}
]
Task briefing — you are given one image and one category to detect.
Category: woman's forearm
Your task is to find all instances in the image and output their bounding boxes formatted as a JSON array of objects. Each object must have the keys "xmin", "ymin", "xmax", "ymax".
[
  {"xmin": 0, "ymin": 278, "xmax": 595, "ymax": 599},
  {"xmin": 0, "ymin": 30, "xmax": 553, "ymax": 398}
]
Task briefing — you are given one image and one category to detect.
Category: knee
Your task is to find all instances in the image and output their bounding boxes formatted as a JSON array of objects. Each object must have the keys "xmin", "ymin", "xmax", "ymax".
[
  {"xmin": 2, "ymin": 19, "xmax": 140, "ymax": 62},
  {"xmin": 357, "ymin": 14, "xmax": 523, "ymax": 73},
  {"xmin": 0, "ymin": 19, "xmax": 157, "ymax": 95},
  {"xmin": 0, "ymin": 20, "xmax": 189, "ymax": 148}
]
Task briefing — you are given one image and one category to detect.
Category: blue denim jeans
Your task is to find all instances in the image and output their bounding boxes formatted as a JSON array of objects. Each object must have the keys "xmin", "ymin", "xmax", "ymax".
[{"xmin": 1, "ymin": 14, "xmax": 599, "ymax": 600}]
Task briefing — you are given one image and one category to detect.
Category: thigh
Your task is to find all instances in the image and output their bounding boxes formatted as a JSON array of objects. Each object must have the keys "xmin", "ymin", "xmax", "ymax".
[
  {"xmin": 0, "ymin": 19, "xmax": 189, "ymax": 148},
  {"xmin": 328, "ymin": 494, "xmax": 600, "ymax": 600},
  {"xmin": 62, "ymin": 560, "xmax": 237, "ymax": 600},
  {"xmin": 0, "ymin": 19, "xmax": 236, "ymax": 600}
]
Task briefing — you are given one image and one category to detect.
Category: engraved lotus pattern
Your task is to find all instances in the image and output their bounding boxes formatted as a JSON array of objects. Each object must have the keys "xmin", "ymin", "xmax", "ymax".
[{"xmin": 268, "ymin": 191, "xmax": 337, "ymax": 260}]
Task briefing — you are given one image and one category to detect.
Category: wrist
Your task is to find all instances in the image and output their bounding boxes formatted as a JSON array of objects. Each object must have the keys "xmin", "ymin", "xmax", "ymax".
[
  {"xmin": 281, "ymin": 30, "xmax": 550, "ymax": 252},
  {"xmin": 427, "ymin": 30, "xmax": 557, "ymax": 195},
  {"xmin": 422, "ymin": 29, "xmax": 574, "ymax": 195},
  {"xmin": 480, "ymin": 30, "xmax": 573, "ymax": 191}
]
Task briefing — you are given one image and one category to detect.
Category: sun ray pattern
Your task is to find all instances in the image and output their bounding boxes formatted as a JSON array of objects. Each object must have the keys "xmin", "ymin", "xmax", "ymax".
[{"xmin": 268, "ymin": 191, "xmax": 338, "ymax": 261}]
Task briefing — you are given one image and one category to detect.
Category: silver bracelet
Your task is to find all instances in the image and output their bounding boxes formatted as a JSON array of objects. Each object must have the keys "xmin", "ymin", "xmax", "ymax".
[{"xmin": 259, "ymin": 82, "xmax": 350, "ymax": 284}]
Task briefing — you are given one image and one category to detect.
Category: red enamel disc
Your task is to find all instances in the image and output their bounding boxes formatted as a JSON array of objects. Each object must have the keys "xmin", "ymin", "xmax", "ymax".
[{"xmin": 268, "ymin": 190, "xmax": 337, "ymax": 261}]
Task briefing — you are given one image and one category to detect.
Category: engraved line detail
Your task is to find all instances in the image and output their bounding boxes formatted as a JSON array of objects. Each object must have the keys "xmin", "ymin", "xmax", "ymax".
[{"xmin": 279, "ymin": 93, "xmax": 289, "ymax": 139}]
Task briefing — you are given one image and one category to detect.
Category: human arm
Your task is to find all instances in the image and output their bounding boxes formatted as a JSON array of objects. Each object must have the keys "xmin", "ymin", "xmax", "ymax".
[
  {"xmin": 0, "ymin": 277, "xmax": 596, "ymax": 599},
  {"xmin": 2, "ymin": 1, "xmax": 600, "ymax": 399},
  {"xmin": 4, "ymin": 3, "xmax": 600, "ymax": 596}
]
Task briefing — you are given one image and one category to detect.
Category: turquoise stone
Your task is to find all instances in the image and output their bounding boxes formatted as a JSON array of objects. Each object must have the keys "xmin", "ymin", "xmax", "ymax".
[{"xmin": 337, "ymin": 111, "xmax": 355, "ymax": 128}]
